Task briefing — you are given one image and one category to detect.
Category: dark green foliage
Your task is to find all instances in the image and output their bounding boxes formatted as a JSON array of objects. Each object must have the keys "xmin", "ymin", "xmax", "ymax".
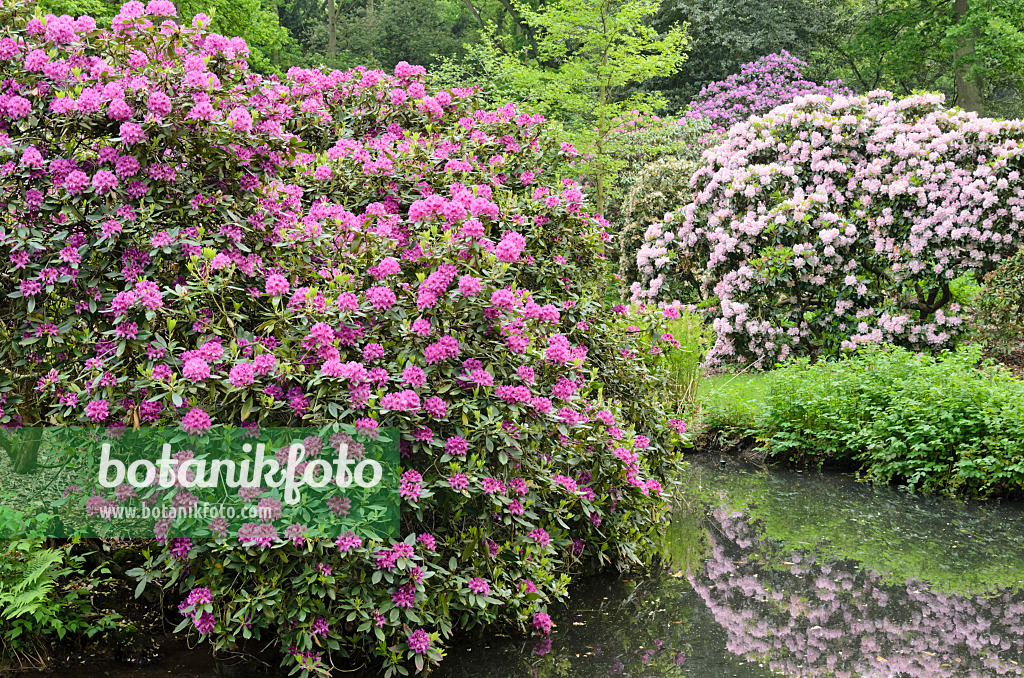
[
  {"xmin": 371, "ymin": 0, "xmax": 469, "ymax": 67},
  {"xmin": 615, "ymin": 156, "xmax": 699, "ymax": 294},
  {"xmin": 604, "ymin": 117, "xmax": 713, "ymax": 289},
  {"xmin": 973, "ymin": 248, "xmax": 1024, "ymax": 354},
  {"xmin": 818, "ymin": 0, "xmax": 1024, "ymax": 115}
]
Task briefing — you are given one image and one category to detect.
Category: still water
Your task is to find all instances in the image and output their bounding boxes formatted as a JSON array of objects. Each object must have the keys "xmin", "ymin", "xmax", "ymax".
[
  {"xmin": 60, "ymin": 462, "xmax": 1024, "ymax": 678},
  {"xmin": 439, "ymin": 461, "xmax": 1024, "ymax": 678}
]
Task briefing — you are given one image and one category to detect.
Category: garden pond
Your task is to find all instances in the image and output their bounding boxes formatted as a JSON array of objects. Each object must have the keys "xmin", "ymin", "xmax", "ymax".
[{"xmin": 61, "ymin": 459, "xmax": 1024, "ymax": 678}]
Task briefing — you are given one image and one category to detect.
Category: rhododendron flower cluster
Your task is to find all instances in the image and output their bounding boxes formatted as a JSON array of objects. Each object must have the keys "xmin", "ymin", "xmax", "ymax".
[
  {"xmin": 687, "ymin": 52, "xmax": 852, "ymax": 133},
  {"xmin": 0, "ymin": 3, "xmax": 686, "ymax": 675},
  {"xmin": 636, "ymin": 91, "xmax": 1024, "ymax": 364}
]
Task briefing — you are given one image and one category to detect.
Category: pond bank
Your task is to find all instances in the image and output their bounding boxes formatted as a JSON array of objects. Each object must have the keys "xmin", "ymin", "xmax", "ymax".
[{"xmin": 694, "ymin": 345, "xmax": 1024, "ymax": 499}]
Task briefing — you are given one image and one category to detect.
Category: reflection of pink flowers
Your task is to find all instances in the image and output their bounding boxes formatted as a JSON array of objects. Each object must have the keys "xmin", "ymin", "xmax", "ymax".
[
  {"xmin": 692, "ymin": 507, "xmax": 1024, "ymax": 678},
  {"xmin": 532, "ymin": 612, "xmax": 553, "ymax": 635}
]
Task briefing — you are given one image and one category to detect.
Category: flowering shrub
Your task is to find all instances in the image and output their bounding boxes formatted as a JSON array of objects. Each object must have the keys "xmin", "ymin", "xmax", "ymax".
[
  {"xmin": 687, "ymin": 52, "xmax": 851, "ymax": 133},
  {"xmin": 0, "ymin": 2, "xmax": 687, "ymax": 674},
  {"xmin": 634, "ymin": 91, "xmax": 1024, "ymax": 364},
  {"xmin": 694, "ymin": 507, "xmax": 1024, "ymax": 677}
]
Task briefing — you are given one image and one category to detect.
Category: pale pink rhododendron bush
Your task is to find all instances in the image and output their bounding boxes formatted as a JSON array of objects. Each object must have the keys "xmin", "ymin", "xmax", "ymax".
[
  {"xmin": 635, "ymin": 91, "xmax": 1024, "ymax": 365},
  {"xmin": 0, "ymin": 2, "xmax": 688, "ymax": 674}
]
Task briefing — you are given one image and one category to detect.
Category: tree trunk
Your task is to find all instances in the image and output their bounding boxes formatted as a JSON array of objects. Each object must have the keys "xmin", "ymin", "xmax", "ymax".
[
  {"xmin": 2, "ymin": 427, "xmax": 42, "ymax": 474},
  {"xmin": 494, "ymin": 0, "xmax": 540, "ymax": 59},
  {"xmin": 327, "ymin": 0, "xmax": 337, "ymax": 67},
  {"xmin": 953, "ymin": 0, "xmax": 984, "ymax": 114},
  {"xmin": 273, "ymin": 1, "xmax": 282, "ymax": 68}
]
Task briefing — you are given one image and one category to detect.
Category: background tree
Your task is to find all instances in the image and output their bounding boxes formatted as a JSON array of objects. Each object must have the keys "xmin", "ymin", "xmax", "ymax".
[
  {"xmin": 484, "ymin": 0, "xmax": 688, "ymax": 212},
  {"xmin": 648, "ymin": 0, "xmax": 840, "ymax": 111},
  {"xmin": 822, "ymin": 0, "xmax": 1024, "ymax": 114}
]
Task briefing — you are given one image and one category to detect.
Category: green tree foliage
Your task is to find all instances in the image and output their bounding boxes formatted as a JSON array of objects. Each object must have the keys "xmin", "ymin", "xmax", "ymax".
[
  {"xmin": 479, "ymin": 0, "xmax": 688, "ymax": 212},
  {"xmin": 178, "ymin": 0, "xmax": 292, "ymax": 71},
  {"xmin": 824, "ymin": 0, "xmax": 1024, "ymax": 114},
  {"xmin": 648, "ymin": 0, "xmax": 840, "ymax": 111},
  {"xmin": 461, "ymin": 0, "xmax": 544, "ymax": 57},
  {"xmin": 308, "ymin": 0, "xmax": 477, "ymax": 69},
  {"xmin": 371, "ymin": 0, "xmax": 470, "ymax": 66},
  {"xmin": 37, "ymin": 0, "xmax": 117, "ymax": 21}
]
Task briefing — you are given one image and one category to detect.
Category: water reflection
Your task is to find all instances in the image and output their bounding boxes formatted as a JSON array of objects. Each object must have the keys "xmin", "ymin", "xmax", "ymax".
[
  {"xmin": 696, "ymin": 506, "xmax": 1024, "ymax": 677},
  {"xmin": 439, "ymin": 467, "xmax": 1024, "ymax": 678}
]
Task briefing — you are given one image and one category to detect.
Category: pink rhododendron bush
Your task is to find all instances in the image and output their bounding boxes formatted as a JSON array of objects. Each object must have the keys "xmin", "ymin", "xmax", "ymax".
[
  {"xmin": 0, "ymin": 2, "xmax": 688, "ymax": 674},
  {"xmin": 634, "ymin": 91, "xmax": 1024, "ymax": 365},
  {"xmin": 687, "ymin": 52, "xmax": 852, "ymax": 133}
]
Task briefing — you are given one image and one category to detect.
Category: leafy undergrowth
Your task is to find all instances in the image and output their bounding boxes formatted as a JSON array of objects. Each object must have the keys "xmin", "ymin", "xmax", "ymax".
[{"xmin": 701, "ymin": 345, "xmax": 1024, "ymax": 498}]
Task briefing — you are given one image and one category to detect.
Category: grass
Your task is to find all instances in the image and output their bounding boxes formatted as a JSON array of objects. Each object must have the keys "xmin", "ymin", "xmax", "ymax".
[{"xmin": 693, "ymin": 370, "xmax": 772, "ymax": 434}]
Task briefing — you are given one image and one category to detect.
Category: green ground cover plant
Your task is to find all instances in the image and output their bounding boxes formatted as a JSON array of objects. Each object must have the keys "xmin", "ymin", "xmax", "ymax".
[{"xmin": 758, "ymin": 346, "xmax": 1024, "ymax": 497}]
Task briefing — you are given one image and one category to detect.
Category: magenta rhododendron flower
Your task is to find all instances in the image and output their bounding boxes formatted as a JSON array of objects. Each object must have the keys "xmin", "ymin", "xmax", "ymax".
[
  {"xmin": 183, "ymin": 357, "xmax": 211, "ymax": 381},
  {"xmin": 407, "ymin": 629, "xmax": 430, "ymax": 655},
  {"xmin": 181, "ymin": 407, "xmax": 212, "ymax": 434},
  {"xmin": 265, "ymin": 274, "xmax": 289, "ymax": 296},
  {"xmin": 532, "ymin": 612, "xmax": 553, "ymax": 635},
  {"xmin": 85, "ymin": 399, "xmax": 109, "ymax": 422}
]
